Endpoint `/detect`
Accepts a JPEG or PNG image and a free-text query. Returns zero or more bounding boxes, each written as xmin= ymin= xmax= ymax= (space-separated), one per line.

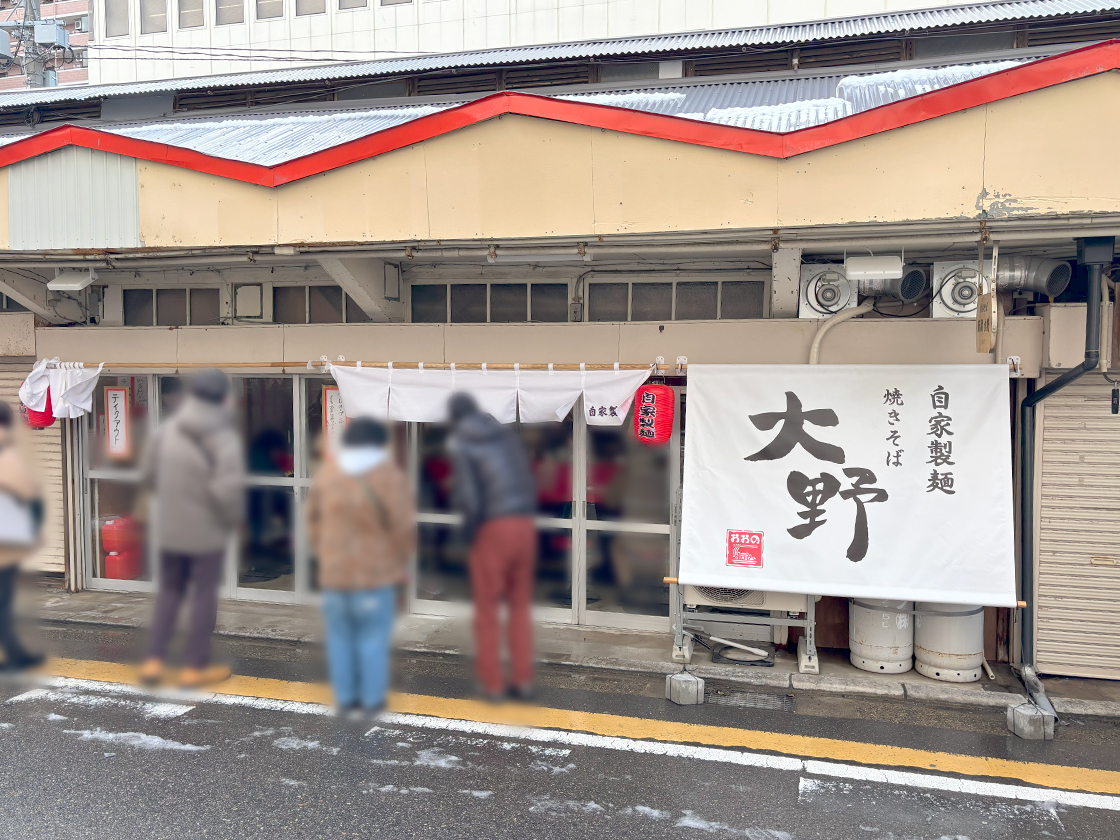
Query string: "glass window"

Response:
xmin=586 ymin=532 xmax=670 ymax=616
xmin=589 ymin=283 xmax=627 ymax=321
xmin=256 ymin=0 xmax=282 ymax=18
xmin=2 ymin=294 xmax=28 ymax=312
xmin=675 ymin=281 xmax=717 ymax=320
xmin=157 ymin=375 xmax=186 ymax=419
xmin=489 ymin=284 xmax=527 ymax=323
xmin=123 ymin=289 xmax=154 ymax=326
xmin=631 ymin=283 xmax=672 ymax=321
xmin=140 ymin=0 xmax=167 ymax=31
xmin=179 ymin=0 xmax=204 ymax=26
xmin=273 ymin=286 xmax=306 ymax=324
xmin=240 ymin=486 xmax=295 ymax=591
xmin=417 ymin=423 xmax=454 ymax=514
xmin=416 ymin=521 xmax=470 ymax=603
xmin=105 ymin=0 xmax=130 ymax=36
xmin=535 ymin=524 xmax=572 ymax=608
xmin=91 ymin=479 xmax=151 ymax=582
xmin=587 ymin=403 xmax=670 ymax=525
xmin=381 ymin=0 xmax=410 ymax=4
xmin=236 ymin=378 xmax=294 ymax=476
xmin=345 ymin=294 xmax=371 ymax=323
xmin=339 ymin=0 xmax=365 ymax=8
xmin=215 ymin=0 xmax=243 ymax=24
xmin=89 ymin=375 xmax=151 ymax=470
xmin=721 ymin=280 xmax=765 ymax=319
xmin=450 ymin=284 xmax=486 ymax=323
xmin=295 ymin=0 xmax=324 ymax=12
xmin=155 ymin=288 xmax=187 ymax=327
xmin=308 ymin=285 xmax=343 ymax=323
xmin=531 ymin=284 xmax=567 ymax=322
xmin=520 ymin=417 xmax=574 ymax=519
xmin=190 ymin=288 xmax=221 ymax=326
xmin=411 ymin=285 xmax=446 ymax=323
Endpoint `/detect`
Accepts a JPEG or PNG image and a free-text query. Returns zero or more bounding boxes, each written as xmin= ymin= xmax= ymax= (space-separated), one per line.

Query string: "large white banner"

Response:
xmin=680 ymin=365 xmax=1016 ymax=607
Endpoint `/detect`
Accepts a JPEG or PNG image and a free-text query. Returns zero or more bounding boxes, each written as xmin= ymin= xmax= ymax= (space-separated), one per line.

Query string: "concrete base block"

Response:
xmin=666 ymin=671 xmax=705 ymax=705
xmin=672 ymin=636 xmax=694 ymax=664
xmin=1007 ymin=703 xmax=1055 ymax=740
xmin=797 ymin=637 xmax=819 ymax=675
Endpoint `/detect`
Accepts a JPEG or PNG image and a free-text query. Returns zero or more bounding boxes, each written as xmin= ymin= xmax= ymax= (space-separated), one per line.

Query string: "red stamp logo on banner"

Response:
xmin=726 ymin=530 xmax=764 ymax=568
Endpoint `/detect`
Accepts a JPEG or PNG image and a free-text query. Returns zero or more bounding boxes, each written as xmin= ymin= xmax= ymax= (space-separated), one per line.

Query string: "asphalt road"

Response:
xmin=0 ymin=623 xmax=1116 ymax=840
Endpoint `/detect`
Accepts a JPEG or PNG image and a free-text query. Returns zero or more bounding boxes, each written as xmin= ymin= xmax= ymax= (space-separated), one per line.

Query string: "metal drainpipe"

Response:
xmin=1018 ymin=237 xmax=1114 ymax=715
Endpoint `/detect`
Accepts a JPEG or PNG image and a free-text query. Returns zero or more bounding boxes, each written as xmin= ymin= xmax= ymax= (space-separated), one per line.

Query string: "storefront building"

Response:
xmin=1 ymin=42 xmax=1119 ymax=675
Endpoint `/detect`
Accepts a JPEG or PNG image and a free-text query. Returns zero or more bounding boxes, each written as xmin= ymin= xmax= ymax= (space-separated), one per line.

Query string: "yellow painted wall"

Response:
xmin=95 ymin=71 xmax=1120 ymax=248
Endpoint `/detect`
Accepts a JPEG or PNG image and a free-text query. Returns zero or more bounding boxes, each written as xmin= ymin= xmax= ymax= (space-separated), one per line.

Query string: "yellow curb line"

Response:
xmin=45 ymin=657 xmax=1120 ymax=797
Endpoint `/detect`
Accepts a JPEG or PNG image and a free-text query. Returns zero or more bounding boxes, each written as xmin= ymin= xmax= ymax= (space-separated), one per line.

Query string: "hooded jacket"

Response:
xmin=140 ymin=395 xmax=246 ymax=554
xmin=0 ymin=426 xmax=41 ymax=568
xmin=448 ymin=412 xmax=536 ymax=541
xmin=306 ymin=456 xmax=416 ymax=591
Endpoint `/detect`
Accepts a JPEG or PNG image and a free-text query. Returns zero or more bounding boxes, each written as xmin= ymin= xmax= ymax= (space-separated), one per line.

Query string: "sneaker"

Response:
xmin=5 ymin=651 xmax=45 ymax=672
xmin=508 ymin=684 xmax=536 ymax=702
xmin=178 ymin=664 xmax=232 ymax=689
xmin=139 ymin=658 xmax=164 ymax=686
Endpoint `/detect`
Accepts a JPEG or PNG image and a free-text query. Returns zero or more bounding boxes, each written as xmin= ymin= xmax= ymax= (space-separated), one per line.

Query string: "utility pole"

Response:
xmin=0 ymin=0 xmax=72 ymax=89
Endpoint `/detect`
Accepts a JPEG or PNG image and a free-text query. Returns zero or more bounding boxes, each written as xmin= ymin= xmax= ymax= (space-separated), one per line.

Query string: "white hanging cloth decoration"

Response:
xmin=516 ymin=365 xmax=585 ymax=424
xmin=388 ymin=364 xmax=455 ymax=422
xmin=18 ymin=357 xmax=54 ymax=412
xmin=582 ymin=366 xmax=651 ymax=426
xmin=331 ymin=363 xmax=650 ymax=426
xmin=48 ymin=361 xmax=104 ymax=418
xmin=452 ymin=365 xmax=519 ymax=424
xmin=328 ymin=362 xmax=390 ymax=419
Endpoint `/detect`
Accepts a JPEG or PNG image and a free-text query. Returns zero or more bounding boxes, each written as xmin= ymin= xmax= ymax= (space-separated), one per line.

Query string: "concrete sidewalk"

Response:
xmin=24 ymin=579 xmax=1120 ymax=718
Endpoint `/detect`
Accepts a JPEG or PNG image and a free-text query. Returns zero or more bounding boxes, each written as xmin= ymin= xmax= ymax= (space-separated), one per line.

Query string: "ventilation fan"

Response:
xmin=799 ymin=264 xmax=857 ymax=319
xmin=931 ymin=260 xmax=991 ymax=318
xmin=858 ymin=265 xmax=929 ymax=303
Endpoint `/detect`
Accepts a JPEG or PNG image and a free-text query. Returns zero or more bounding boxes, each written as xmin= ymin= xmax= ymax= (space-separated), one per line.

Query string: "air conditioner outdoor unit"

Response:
xmin=799 ymin=264 xmax=857 ymax=319
xmin=931 ymin=260 xmax=991 ymax=318
xmin=75 ymin=16 xmax=89 ymax=33
xmin=682 ymin=585 xmax=809 ymax=613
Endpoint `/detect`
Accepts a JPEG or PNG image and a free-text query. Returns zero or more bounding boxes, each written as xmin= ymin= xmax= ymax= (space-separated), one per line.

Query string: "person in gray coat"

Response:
xmin=447 ymin=393 xmax=538 ymax=700
xmin=139 ymin=369 xmax=245 ymax=688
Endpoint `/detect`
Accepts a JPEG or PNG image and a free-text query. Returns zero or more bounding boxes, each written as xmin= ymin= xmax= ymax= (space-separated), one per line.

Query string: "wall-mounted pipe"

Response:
xmin=1018 ymin=237 xmax=1114 ymax=715
xmin=808 ymin=300 xmax=874 ymax=364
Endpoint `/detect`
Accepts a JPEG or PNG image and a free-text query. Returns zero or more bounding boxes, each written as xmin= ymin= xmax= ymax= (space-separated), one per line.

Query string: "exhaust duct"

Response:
xmin=997 ymin=256 xmax=1072 ymax=297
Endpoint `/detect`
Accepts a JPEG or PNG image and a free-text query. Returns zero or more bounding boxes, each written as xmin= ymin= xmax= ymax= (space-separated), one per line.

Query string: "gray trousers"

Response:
xmin=145 ymin=550 xmax=223 ymax=669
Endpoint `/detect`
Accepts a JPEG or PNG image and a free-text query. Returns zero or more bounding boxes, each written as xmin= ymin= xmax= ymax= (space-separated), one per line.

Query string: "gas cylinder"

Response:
xmin=848 ymin=599 xmax=913 ymax=674
xmin=914 ymin=602 xmax=984 ymax=682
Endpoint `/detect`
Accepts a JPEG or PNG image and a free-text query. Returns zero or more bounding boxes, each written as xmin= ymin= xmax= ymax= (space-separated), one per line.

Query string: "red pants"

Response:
xmin=468 ymin=516 xmax=536 ymax=694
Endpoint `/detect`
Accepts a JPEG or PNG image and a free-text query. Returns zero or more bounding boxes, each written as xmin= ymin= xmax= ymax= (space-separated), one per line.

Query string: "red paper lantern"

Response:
xmin=633 ymin=383 xmax=674 ymax=446
xmin=20 ymin=385 xmax=55 ymax=429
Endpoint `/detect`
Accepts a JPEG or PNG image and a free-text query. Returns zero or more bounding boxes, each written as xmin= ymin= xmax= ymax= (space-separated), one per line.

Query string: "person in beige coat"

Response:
xmin=0 ymin=401 xmax=44 ymax=671
xmin=306 ymin=417 xmax=416 ymax=714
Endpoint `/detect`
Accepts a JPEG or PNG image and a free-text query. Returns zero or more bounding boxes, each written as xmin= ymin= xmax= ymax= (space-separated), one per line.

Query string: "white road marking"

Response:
xmin=7 ymin=688 xmax=194 ymax=719
xmin=20 ymin=676 xmax=1120 ymax=812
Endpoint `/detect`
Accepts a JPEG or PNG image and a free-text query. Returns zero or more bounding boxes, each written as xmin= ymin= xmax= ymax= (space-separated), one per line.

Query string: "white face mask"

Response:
xmin=337 ymin=445 xmax=388 ymax=476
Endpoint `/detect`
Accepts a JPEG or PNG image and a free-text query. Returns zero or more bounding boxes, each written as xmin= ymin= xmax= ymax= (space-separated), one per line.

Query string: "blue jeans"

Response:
xmin=320 ymin=586 xmax=396 ymax=709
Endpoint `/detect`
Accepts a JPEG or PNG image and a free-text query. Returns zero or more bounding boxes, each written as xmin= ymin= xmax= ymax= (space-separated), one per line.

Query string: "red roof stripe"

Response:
xmin=0 ymin=40 xmax=1116 ymax=187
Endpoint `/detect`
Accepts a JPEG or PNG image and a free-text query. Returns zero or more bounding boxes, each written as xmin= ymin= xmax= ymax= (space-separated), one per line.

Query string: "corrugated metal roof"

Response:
xmin=0 ymin=0 xmax=1111 ymax=108
xmin=0 ymin=56 xmax=1052 ymax=162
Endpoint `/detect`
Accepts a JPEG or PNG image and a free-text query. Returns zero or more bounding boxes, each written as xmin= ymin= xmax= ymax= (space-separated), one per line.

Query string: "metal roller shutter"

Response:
xmin=1036 ymin=378 xmax=1120 ymax=679
xmin=0 ymin=361 xmax=67 ymax=575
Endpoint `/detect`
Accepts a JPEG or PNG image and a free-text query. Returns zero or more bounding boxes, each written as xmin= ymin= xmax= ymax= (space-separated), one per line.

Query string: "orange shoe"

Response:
xmin=139 ymin=658 xmax=164 ymax=686
xmin=178 ymin=664 xmax=232 ymax=689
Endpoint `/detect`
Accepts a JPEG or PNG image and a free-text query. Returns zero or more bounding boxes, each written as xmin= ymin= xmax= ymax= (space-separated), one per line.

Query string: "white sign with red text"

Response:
xmin=679 ymin=365 xmax=1016 ymax=607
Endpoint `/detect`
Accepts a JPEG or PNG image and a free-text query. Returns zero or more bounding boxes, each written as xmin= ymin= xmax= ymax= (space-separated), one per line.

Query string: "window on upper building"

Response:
xmin=338 ymin=0 xmax=365 ymax=8
xmin=256 ymin=0 xmax=282 ymax=18
xmin=295 ymin=0 xmax=324 ymax=13
xmin=140 ymin=0 xmax=168 ymax=33
xmin=273 ymin=285 xmax=367 ymax=324
xmin=381 ymin=0 xmax=410 ymax=5
xmin=215 ymin=0 xmax=243 ymax=24
xmin=123 ymin=289 xmax=154 ymax=326
xmin=1 ymin=294 xmax=28 ymax=312
xmin=409 ymin=282 xmax=570 ymax=324
xmin=587 ymin=278 xmax=766 ymax=322
xmin=179 ymin=0 xmax=204 ymax=27
xmin=105 ymin=0 xmax=130 ymax=36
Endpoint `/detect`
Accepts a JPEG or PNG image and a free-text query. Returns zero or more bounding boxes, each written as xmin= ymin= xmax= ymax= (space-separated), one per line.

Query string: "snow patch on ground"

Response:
xmin=414 ymin=748 xmax=461 ymax=769
xmin=674 ymin=811 xmax=791 ymax=838
xmin=529 ymin=760 xmax=576 ymax=775
xmin=460 ymin=790 xmax=494 ymax=799
xmin=528 ymin=796 xmax=606 ymax=815
xmin=374 ymin=785 xmax=433 ymax=794
xmin=8 ymin=688 xmax=193 ymax=719
xmin=279 ymin=778 xmax=307 ymax=787
xmin=64 ymin=728 xmax=209 ymax=752
xmin=273 ymin=736 xmax=340 ymax=755
xmin=47 ymin=713 xmax=68 ymax=721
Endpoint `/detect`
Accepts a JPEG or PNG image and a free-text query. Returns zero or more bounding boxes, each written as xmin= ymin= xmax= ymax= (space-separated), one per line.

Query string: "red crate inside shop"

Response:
xmin=104 ymin=550 xmax=144 ymax=581
xmin=633 ymin=384 xmax=674 ymax=445
xmin=101 ymin=516 xmax=142 ymax=554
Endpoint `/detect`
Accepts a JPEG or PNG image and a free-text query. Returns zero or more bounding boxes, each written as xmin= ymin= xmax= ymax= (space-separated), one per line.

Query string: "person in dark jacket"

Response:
xmin=447 ymin=393 xmax=538 ymax=700
xmin=139 ymin=369 xmax=245 ymax=689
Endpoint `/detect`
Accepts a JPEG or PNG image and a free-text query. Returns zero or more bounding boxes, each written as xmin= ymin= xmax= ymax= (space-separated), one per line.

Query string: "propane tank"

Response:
xmin=914 ymin=602 xmax=984 ymax=682
xmin=848 ymin=599 xmax=913 ymax=674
